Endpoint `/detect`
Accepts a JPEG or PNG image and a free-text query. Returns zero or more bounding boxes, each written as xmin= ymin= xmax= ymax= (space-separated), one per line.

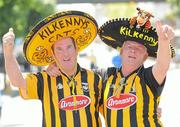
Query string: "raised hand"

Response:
xmin=2 ymin=28 xmax=15 ymax=53
xmin=156 ymin=20 xmax=174 ymax=43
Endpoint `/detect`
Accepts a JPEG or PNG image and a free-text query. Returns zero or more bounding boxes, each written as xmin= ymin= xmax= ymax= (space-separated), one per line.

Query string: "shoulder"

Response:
xmin=106 ymin=67 xmax=119 ymax=76
xmin=139 ymin=66 xmax=153 ymax=75
xmin=26 ymin=71 xmax=47 ymax=79
xmin=81 ymin=67 xmax=102 ymax=79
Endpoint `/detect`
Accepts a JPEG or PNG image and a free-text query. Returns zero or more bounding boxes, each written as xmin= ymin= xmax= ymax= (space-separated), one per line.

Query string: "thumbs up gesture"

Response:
xmin=2 ymin=28 xmax=15 ymax=53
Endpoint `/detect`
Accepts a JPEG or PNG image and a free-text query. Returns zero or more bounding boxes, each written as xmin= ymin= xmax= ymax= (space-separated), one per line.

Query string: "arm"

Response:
xmin=152 ymin=20 xmax=174 ymax=85
xmin=46 ymin=63 xmax=107 ymax=78
xmin=3 ymin=28 xmax=26 ymax=90
xmin=45 ymin=62 xmax=62 ymax=77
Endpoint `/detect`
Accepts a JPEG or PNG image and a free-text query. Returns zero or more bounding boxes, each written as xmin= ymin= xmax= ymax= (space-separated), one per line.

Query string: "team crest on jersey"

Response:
xmin=82 ymin=82 xmax=89 ymax=92
xmin=57 ymin=83 xmax=63 ymax=89
xmin=106 ymin=93 xmax=137 ymax=110
xmin=59 ymin=95 xmax=91 ymax=111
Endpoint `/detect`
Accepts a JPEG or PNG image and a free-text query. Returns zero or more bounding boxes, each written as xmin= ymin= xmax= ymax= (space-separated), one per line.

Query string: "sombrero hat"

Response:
xmin=98 ymin=18 xmax=175 ymax=58
xmin=23 ymin=10 xmax=98 ymax=66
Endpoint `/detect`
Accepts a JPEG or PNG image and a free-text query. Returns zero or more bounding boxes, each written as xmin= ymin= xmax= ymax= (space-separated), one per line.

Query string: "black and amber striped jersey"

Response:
xmin=100 ymin=66 xmax=164 ymax=127
xmin=20 ymin=64 xmax=102 ymax=127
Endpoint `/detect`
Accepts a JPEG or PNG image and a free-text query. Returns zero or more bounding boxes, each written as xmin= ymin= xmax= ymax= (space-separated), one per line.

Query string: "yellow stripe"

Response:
xmin=126 ymin=73 xmax=137 ymax=93
xmin=26 ymin=74 xmax=38 ymax=99
xmin=42 ymin=72 xmax=51 ymax=127
xmin=157 ymin=94 xmax=163 ymax=126
xmin=158 ymin=118 xmax=163 ymax=126
xmin=111 ymin=73 xmax=121 ymax=127
xmin=87 ymin=70 xmax=97 ymax=127
xmin=135 ymin=77 xmax=144 ymax=127
xmin=146 ymin=85 xmax=155 ymax=127
xmin=122 ymin=74 xmax=136 ymax=127
xmin=51 ymin=76 xmax=61 ymax=127
xmin=97 ymin=76 xmax=103 ymax=127
xmin=157 ymin=96 xmax=160 ymax=104
xmin=75 ymin=73 xmax=88 ymax=127
xmin=157 ymin=95 xmax=163 ymax=126
xmin=62 ymin=76 xmax=74 ymax=127
xmin=104 ymin=75 xmax=114 ymax=127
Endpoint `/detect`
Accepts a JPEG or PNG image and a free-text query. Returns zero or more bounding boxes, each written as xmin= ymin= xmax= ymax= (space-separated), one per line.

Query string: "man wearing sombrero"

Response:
xmin=3 ymin=11 xmax=103 ymax=127
xmin=47 ymin=8 xmax=175 ymax=126
xmin=97 ymin=8 xmax=175 ymax=127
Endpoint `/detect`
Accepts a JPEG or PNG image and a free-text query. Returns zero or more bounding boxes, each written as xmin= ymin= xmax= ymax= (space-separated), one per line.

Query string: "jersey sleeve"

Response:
xmin=144 ymin=66 xmax=165 ymax=96
xmin=19 ymin=72 xmax=43 ymax=100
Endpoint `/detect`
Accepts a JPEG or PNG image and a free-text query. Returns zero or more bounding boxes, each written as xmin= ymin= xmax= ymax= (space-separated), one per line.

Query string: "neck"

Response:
xmin=63 ymin=64 xmax=78 ymax=78
xmin=121 ymin=63 xmax=141 ymax=77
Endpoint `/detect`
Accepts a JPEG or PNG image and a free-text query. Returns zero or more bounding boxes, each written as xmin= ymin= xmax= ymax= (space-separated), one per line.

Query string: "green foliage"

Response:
xmin=103 ymin=2 xmax=137 ymax=19
xmin=0 ymin=0 xmax=55 ymax=39
xmin=166 ymin=0 xmax=180 ymax=18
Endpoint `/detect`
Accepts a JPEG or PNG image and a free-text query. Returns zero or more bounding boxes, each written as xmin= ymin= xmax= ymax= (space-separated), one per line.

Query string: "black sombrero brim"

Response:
xmin=98 ymin=18 xmax=175 ymax=58
xmin=23 ymin=11 xmax=98 ymax=66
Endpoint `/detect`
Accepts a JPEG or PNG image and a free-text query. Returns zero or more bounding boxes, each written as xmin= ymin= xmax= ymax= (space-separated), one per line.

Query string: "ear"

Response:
xmin=120 ymin=48 xmax=123 ymax=55
xmin=143 ymin=52 xmax=148 ymax=61
xmin=75 ymin=46 xmax=78 ymax=55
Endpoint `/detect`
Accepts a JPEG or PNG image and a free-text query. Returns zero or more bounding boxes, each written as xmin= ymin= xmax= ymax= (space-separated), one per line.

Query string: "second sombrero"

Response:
xmin=98 ymin=18 xmax=175 ymax=58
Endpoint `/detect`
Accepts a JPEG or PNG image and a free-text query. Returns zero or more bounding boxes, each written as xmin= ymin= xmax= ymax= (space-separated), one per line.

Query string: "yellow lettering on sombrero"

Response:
xmin=119 ymin=26 xmax=158 ymax=46
xmin=38 ymin=17 xmax=90 ymax=41
xmin=102 ymin=35 xmax=116 ymax=41
xmin=24 ymin=11 xmax=98 ymax=66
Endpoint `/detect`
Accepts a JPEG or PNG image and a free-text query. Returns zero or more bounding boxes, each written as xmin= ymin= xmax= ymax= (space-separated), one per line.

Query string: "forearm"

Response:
xmin=156 ymin=40 xmax=171 ymax=72
xmin=4 ymin=52 xmax=26 ymax=89
xmin=152 ymin=39 xmax=171 ymax=85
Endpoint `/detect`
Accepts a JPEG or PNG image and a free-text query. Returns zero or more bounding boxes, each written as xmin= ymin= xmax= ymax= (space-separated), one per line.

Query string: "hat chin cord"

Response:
xmin=50 ymin=48 xmax=78 ymax=78
xmin=50 ymin=48 xmax=78 ymax=109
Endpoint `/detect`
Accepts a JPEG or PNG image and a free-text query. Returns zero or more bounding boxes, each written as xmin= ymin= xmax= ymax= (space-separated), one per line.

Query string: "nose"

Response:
xmin=62 ymin=49 xmax=69 ymax=57
xmin=129 ymin=47 xmax=136 ymax=53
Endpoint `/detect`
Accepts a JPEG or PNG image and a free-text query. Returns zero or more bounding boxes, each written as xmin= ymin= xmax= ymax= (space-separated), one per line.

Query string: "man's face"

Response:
xmin=53 ymin=37 xmax=78 ymax=72
xmin=121 ymin=41 xmax=148 ymax=66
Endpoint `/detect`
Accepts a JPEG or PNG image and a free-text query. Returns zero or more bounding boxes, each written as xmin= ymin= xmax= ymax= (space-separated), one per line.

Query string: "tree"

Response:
xmin=0 ymin=0 xmax=55 ymax=38
xmin=0 ymin=0 xmax=55 ymax=93
xmin=166 ymin=0 xmax=180 ymax=18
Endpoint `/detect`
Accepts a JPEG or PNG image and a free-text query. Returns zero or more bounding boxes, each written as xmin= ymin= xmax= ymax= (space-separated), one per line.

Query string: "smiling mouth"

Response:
xmin=128 ymin=56 xmax=136 ymax=59
xmin=63 ymin=58 xmax=71 ymax=61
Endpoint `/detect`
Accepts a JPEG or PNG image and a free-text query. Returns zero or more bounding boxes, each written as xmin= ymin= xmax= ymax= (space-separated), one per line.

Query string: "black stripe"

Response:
xmin=94 ymin=74 xmax=100 ymax=127
xmin=36 ymin=72 xmax=44 ymax=100
xmin=154 ymin=97 xmax=162 ymax=127
xmin=144 ymin=67 xmax=163 ymax=126
xmin=104 ymin=72 xmax=115 ymax=127
xmin=81 ymin=69 xmax=92 ymax=127
xmin=72 ymin=86 xmax=81 ymax=127
xmin=57 ymin=76 xmax=67 ymax=127
xmin=130 ymin=92 xmax=137 ymax=127
xmin=116 ymin=81 xmax=123 ymax=127
xmin=116 ymin=110 xmax=123 ymax=127
xmin=130 ymin=75 xmax=138 ymax=127
xmin=107 ymin=75 xmax=117 ymax=127
xmin=47 ymin=75 xmax=56 ymax=127
xmin=36 ymin=73 xmax=45 ymax=127
xmin=102 ymin=77 xmax=111 ymax=127
xmin=140 ymin=79 xmax=150 ymax=127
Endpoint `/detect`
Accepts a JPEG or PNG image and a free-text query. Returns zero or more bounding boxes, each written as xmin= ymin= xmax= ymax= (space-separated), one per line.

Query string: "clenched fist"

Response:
xmin=2 ymin=28 xmax=15 ymax=54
